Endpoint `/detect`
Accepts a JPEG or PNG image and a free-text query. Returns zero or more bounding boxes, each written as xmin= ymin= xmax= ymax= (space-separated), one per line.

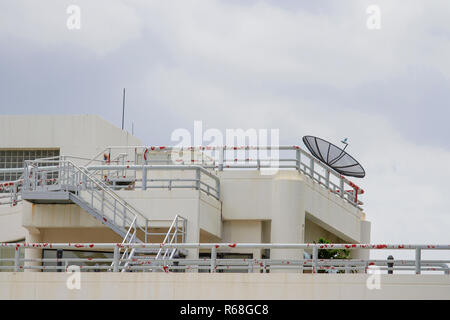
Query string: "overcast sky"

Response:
xmin=1 ymin=1 xmax=449 ymax=260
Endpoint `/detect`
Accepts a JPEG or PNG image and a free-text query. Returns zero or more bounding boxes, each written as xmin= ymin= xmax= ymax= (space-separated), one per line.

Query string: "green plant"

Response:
xmin=316 ymin=237 xmax=350 ymax=259
xmin=315 ymin=237 xmax=351 ymax=273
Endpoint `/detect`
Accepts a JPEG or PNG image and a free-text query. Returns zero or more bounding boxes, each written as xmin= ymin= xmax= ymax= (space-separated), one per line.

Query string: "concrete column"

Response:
xmin=353 ymin=220 xmax=371 ymax=261
xmin=270 ymin=178 xmax=305 ymax=273
xmin=184 ymin=197 xmax=200 ymax=272
xmin=24 ymin=229 xmax=42 ymax=272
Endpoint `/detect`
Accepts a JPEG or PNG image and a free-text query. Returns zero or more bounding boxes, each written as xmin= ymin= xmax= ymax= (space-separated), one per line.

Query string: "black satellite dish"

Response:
xmin=302 ymin=136 xmax=365 ymax=178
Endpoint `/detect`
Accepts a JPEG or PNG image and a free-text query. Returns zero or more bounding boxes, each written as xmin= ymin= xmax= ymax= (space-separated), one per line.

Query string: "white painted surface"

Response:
xmin=0 ymin=273 xmax=448 ymax=300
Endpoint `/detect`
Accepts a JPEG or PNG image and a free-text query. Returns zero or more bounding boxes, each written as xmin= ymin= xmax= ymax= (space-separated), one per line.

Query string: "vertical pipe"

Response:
xmin=113 ymin=246 xmax=120 ymax=272
xmin=387 ymin=255 xmax=394 ymax=274
xmin=325 ymin=169 xmax=330 ymax=189
xmin=57 ymin=249 xmax=63 ymax=272
xmin=113 ymin=199 xmax=117 ymax=224
xmin=123 ymin=205 xmax=126 ymax=228
xmin=101 ymin=189 xmax=104 ymax=212
xmin=196 ymin=169 xmax=200 ymax=190
xmin=145 ymin=219 xmax=149 ymax=243
xmin=210 ymin=246 xmax=217 ymax=273
xmin=142 ymin=166 xmax=147 ymax=191
xmin=174 ymin=216 xmax=178 ymax=243
xmin=216 ymin=179 xmax=220 ymax=200
xmin=345 ymin=261 xmax=350 ymax=274
xmin=182 ymin=218 xmax=186 ymax=243
xmin=415 ymin=248 xmax=421 ymax=275
xmin=312 ymin=246 xmax=318 ymax=274
xmin=14 ymin=247 xmax=21 ymax=272
xmin=219 ymin=147 xmax=224 ymax=171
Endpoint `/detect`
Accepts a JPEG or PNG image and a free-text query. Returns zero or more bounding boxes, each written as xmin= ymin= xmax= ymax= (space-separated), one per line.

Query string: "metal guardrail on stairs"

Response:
xmin=22 ymin=158 xmax=149 ymax=242
xmin=19 ymin=158 xmax=187 ymax=265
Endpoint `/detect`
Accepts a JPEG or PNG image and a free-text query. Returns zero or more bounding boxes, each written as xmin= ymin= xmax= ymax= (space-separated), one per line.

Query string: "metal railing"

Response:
xmin=0 ymin=178 xmax=22 ymax=206
xmin=1 ymin=243 xmax=448 ymax=274
xmin=85 ymin=164 xmax=220 ymax=201
xmin=1 ymin=144 xmax=364 ymax=208
xmin=115 ymin=214 xmax=187 ymax=272
xmin=155 ymin=214 xmax=187 ymax=260
xmin=22 ymin=158 xmax=151 ymax=241
xmin=88 ymin=145 xmax=364 ymax=209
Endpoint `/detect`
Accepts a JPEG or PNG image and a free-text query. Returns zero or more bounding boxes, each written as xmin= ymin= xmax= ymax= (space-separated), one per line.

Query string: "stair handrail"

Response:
xmin=113 ymin=216 xmax=138 ymax=271
xmin=66 ymin=160 xmax=148 ymax=224
xmin=155 ymin=214 xmax=184 ymax=261
xmin=23 ymin=158 xmax=150 ymax=238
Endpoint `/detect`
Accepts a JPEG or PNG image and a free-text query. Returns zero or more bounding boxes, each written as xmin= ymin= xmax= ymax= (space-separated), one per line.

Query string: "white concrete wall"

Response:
xmin=0 ymin=114 xmax=141 ymax=162
xmin=0 ymin=273 xmax=448 ymax=300
xmin=219 ymin=170 xmax=369 ymax=262
xmin=0 ymin=203 xmax=26 ymax=241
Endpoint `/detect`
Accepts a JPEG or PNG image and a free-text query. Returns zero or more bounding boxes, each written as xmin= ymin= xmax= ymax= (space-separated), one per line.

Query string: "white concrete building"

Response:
xmin=0 ymin=115 xmax=447 ymax=299
xmin=0 ymin=115 xmax=369 ymax=260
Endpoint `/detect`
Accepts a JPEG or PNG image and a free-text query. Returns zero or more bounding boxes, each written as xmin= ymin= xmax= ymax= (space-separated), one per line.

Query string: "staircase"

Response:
xmin=120 ymin=214 xmax=187 ymax=272
xmin=21 ymin=157 xmax=186 ymax=271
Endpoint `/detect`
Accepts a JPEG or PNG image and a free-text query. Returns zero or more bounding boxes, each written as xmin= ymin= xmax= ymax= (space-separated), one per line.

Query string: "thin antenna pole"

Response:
xmin=122 ymin=88 xmax=126 ymax=130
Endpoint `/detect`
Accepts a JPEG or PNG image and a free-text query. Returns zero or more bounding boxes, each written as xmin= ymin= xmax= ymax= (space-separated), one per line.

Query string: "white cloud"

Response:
xmin=138 ymin=0 xmax=450 ymax=89
xmin=0 ymin=0 xmax=143 ymax=55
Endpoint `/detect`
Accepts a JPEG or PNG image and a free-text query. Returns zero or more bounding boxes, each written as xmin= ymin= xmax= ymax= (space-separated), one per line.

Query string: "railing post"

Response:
xmin=216 ymin=179 xmax=220 ymax=200
xmin=339 ymin=177 xmax=344 ymax=198
xmin=296 ymin=149 xmax=301 ymax=172
xmin=210 ymin=246 xmax=217 ymax=273
xmin=101 ymin=189 xmax=104 ymax=212
xmin=14 ymin=247 xmax=21 ymax=272
xmin=142 ymin=166 xmax=147 ymax=191
xmin=113 ymin=246 xmax=120 ymax=272
xmin=123 ymin=205 xmax=126 ymax=227
xmin=387 ymin=255 xmax=394 ymax=274
xmin=415 ymin=248 xmax=421 ymax=275
xmin=345 ymin=261 xmax=350 ymax=274
xmin=82 ymin=173 xmax=87 ymax=189
xmin=312 ymin=246 xmax=318 ymax=274
xmin=218 ymin=147 xmax=224 ymax=171
xmin=57 ymin=249 xmax=63 ymax=272
xmin=310 ymin=158 xmax=315 ymax=178
xmin=325 ymin=169 xmax=330 ymax=189
xmin=182 ymin=218 xmax=186 ymax=243
xmin=196 ymin=169 xmax=200 ymax=190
